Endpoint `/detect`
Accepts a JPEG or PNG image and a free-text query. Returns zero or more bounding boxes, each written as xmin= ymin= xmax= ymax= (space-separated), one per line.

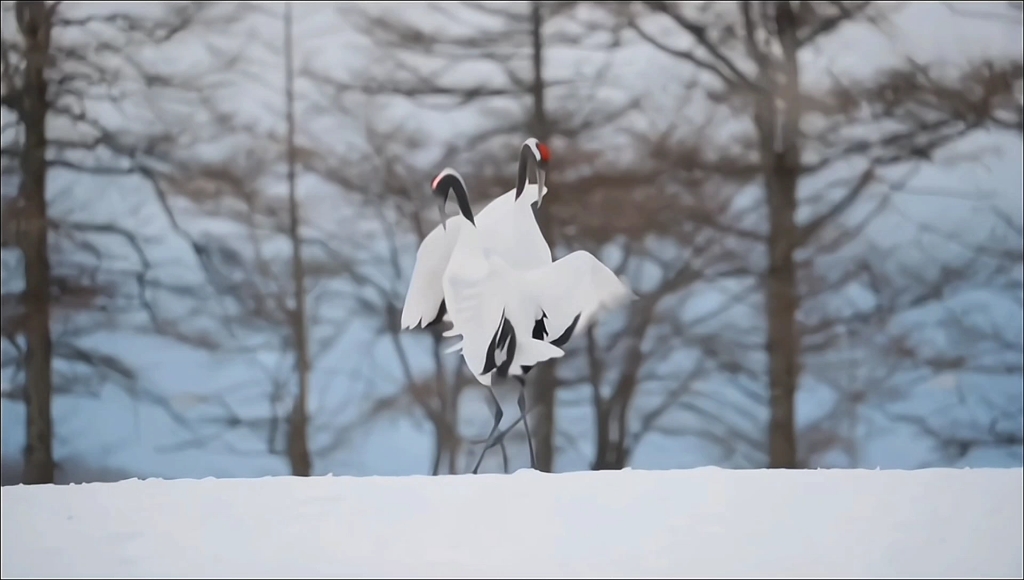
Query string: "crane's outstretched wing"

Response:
xmin=443 ymin=254 xmax=564 ymax=385
xmin=401 ymin=220 xmax=464 ymax=330
xmin=522 ymin=250 xmax=636 ymax=347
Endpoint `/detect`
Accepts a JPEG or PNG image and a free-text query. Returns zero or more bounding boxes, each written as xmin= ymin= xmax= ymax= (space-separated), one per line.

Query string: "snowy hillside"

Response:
xmin=2 ymin=468 xmax=1022 ymax=578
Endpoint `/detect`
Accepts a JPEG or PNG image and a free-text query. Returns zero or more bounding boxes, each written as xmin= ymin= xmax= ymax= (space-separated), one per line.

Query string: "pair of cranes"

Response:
xmin=401 ymin=139 xmax=635 ymax=474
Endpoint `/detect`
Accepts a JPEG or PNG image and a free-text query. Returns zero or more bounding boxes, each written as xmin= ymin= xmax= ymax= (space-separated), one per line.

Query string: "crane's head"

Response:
xmin=516 ymin=137 xmax=550 ymax=207
xmin=431 ymin=167 xmax=473 ymax=229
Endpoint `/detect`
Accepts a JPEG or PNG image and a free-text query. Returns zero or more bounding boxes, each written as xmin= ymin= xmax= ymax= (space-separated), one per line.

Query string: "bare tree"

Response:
xmin=620 ymin=0 xmax=1022 ymax=467
xmin=868 ymin=206 xmax=1023 ymax=467
xmin=280 ymin=2 xmax=312 ymax=477
xmin=144 ymin=5 xmax=406 ymax=476
xmin=1 ymin=1 xmax=229 ymax=483
xmin=304 ymin=1 xmax=785 ymax=475
xmin=283 ymin=77 xmax=476 ymax=474
xmin=797 ymin=207 xmax=1022 ymax=468
xmin=317 ymin=1 xmax=597 ymax=473
xmin=260 ymin=0 xmax=1022 ymax=476
xmin=7 ymin=0 xmax=55 ymax=484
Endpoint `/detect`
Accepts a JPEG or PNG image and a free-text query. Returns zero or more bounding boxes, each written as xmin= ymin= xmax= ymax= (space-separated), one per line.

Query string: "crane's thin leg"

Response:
xmin=477 ymin=395 xmax=537 ymax=449
xmin=498 ymin=438 xmax=510 ymax=474
xmin=474 ymin=377 xmax=536 ymax=471
xmin=472 ymin=385 xmax=503 ymax=475
xmin=516 ymin=379 xmax=537 ymax=470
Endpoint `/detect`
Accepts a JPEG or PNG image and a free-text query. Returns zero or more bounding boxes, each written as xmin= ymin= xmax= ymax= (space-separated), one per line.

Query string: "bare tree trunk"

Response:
xmin=526 ymin=0 xmax=557 ymax=473
xmin=15 ymin=0 xmax=55 ymax=485
xmin=592 ymin=400 xmax=630 ymax=470
xmin=441 ymin=423 xmax=460 ymax=475
xmin=763 ymin=166 xmax=800 ymax=469
xmin=283 ymin=3 xmax=312 ymax=477
xmin=759 ymin=2 xmax=802 ymax=469
xmin=424 ymin=411 xmax=460 ymax=475
xmin=530 ymin=364 xmax=557 ymax=472
xmin=442 ymin=390 xmax=460 ymax=475
xmin=590 ymin=311 xmax=652 ymax=471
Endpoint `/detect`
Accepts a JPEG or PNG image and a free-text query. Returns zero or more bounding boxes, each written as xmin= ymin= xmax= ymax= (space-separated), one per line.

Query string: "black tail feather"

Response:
xmin=550 ymin=312 xmax=581 ymax=348
xmin=483 ymin=311 xmax=516 ymax=378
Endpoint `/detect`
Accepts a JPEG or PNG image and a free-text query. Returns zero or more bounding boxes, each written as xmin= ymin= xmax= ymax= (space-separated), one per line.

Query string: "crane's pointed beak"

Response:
xmin=437 ymin=195 xmax=449 ymax=230
xmin=535 ymin=167 xmax=547 ymax=208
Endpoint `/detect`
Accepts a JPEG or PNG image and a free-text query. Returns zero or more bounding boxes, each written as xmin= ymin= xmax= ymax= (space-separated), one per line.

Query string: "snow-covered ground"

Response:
xmin=2 ymin=467 xmax=1021 ymax=578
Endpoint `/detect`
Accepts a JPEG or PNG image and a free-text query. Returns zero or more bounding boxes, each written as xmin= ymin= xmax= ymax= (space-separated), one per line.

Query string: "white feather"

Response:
xmin=520 ymin=250 xmax=636 ymax=341
xmin=441 ymin=215 xmax=565 ymax=386
xmin=400 ymin=184 xmax=549 ymax=330
xmin=445 ymin=250 xmax=635 ymax=360
xmin=404 ymin=166 xmax=635 ymax=386
xmin=400 ymin=220 xmax=463 ymax=329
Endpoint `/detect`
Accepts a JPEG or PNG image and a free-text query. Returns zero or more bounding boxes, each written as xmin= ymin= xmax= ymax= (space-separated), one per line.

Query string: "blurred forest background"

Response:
xmin=1 ymin=1 xmax=1021 ymax=485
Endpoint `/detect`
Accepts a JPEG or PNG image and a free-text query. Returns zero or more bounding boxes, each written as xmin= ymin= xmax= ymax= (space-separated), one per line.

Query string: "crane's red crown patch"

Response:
xmin=537 ymin=142 xmax=551 ymax=163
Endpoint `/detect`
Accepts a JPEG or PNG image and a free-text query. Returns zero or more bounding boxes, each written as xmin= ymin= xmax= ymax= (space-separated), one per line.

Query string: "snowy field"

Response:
xmin=2 ymin=467 xmax=1022 ymax=578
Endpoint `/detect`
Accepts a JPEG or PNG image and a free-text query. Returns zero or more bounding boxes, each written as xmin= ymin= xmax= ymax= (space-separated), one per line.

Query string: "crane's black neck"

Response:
xmin=515 ymin=143 xmax=534 ymax=202
xmin=435 ymin=173 xmax=475 ymax=226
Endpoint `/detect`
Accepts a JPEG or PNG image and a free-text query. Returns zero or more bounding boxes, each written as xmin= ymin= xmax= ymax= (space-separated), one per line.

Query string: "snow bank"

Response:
xmin=2 ymin=467 xmax=1021 ymax=578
